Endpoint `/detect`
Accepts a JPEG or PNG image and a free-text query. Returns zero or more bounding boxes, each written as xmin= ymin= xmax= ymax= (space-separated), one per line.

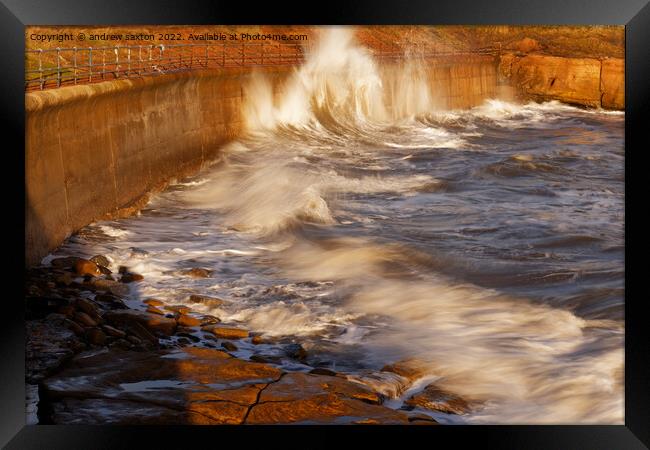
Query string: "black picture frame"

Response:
xmin=2 ymin=0 xmax=648 ymax=448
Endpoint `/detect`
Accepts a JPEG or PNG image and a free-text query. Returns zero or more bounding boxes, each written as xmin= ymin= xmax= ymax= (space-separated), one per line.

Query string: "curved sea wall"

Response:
xmin=25 ymin=57 xmax=502 ymax=267
xmin=27 ymin=52 xmax=623 ymax=267
xmin=25 ymin=67 xmax=292 ymax=266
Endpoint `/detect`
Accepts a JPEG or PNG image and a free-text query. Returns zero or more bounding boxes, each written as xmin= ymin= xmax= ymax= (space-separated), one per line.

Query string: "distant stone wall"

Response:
xmin=498 ymin=53 xmax=624 ymax=110
xmin=25 ymin=67 xmax=292 ymax=266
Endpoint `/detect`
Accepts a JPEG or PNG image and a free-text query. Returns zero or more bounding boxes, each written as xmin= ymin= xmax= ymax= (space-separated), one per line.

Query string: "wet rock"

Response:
xmin=118 ymin=266 xmax=129 ymax=274
xmin=347 ymin=370 xmax=413 ymax=400
xmin=309 ymin=368 xmax=337 ymax=377
xmin=85 ymin=328 xmax=107 ymax=346
xmin=105 ymin=310 xmax=177 ymax=336
xmin=90 ymin=279 xmax=129 ymax=296
xmin=146 ymin=306 xmax=165 ymax=316
xmin=57 ymin=305 xmax=76 ymax=318
xmin=201 ymin=325 xmax=248 ymax=340
xmin=40 ymin=347 xmax=281 ymax=425
xmin=251 ymin=335 xmax=266 ymax=345
xmin=199 ymin=315 xmax=220 ymax=326
xmin=164 ymin=305 xmax=191 ymax=315
xmin=73 ymin=311 xmax=98 ymax=328
xmin=102 ymin=324 xmax=126 ymax=339
xmin=50 ymin=256 xmax=81 ymax=269
xmin=177 ymin=314 xmax=201 ymax=328
xmin=94 ymin=294 xmax=127 ymax=310
xmin=177 ymin=337 xmax=191 ymax=346
xmin=26 ymin=319 xmax=81 ymax=383
xmin=249 ymin=354 xmax=282 ymax=364
xmin=75 ymin=298 xmax=102 ymax=323
xmin=245 ymin=373 xmax=409 ymax=424
xmin=404 ymin=384 xmax=471 ymax=415
xmin=74 ymin=259 xmax=101 ymax=277
xmin=25 ymin=296 xmax=71 ymax=320
xmin=407 ymin=414 xmax=439 ymax=425
xmin=127 ymin=335 xmax=143 ymax=345
xmin=176 ymin=333 xmax=200 ymax=343
xmin=284 ymin=343 xmax=307 ymax=361
xmin=181 ymin=268 xmax=213 ymax=278
xmin=90 ymin=255 xmax=111 ymax=268
xmin=64 ymin=318 xmax=85 ymax=337
xmin=55 ymin=273 xmax=74 ymax=286
xmin=97 ymin=265 xmax=112 ymax=276
xmin=381 ymin=359 xmax=428 ymax=384
xmin=143 ymin=299 xmax=164 ymax=307
xmin=121 ymin=273 xmax=144 ymax=283
xmin=221 ymin=341 xmax=238 ymax=352
xmin=188 ymin=294 xmax=224 ymax=307
xmin=109 ymin=339 xmax=133 ymax=350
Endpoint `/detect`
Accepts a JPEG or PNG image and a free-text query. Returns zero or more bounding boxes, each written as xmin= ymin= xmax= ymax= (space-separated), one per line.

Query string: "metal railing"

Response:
xmin=25 ymin=42 xmax=501 ymax=91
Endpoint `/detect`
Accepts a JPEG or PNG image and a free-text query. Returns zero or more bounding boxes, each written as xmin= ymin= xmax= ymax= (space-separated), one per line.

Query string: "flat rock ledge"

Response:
xmin=38 ymin=347 xmax=430 ymax=425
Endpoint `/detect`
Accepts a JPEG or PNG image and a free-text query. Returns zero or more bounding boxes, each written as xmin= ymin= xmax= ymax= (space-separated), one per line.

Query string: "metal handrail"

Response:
xmin=25 ymin=42 xmax=501 ymax=91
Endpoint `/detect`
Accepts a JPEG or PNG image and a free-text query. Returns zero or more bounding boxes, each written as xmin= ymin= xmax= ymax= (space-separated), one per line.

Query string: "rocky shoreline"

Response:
xmin=25 ymin=255 xmax=471 ymax=425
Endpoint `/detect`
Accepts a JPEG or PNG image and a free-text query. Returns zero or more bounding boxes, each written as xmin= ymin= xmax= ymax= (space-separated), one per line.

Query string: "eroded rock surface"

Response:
xmin=39 ymin=347 xmax=428 ymax=425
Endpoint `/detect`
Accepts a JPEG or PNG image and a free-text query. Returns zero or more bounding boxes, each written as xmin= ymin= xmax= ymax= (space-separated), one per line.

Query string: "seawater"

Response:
xmin=49 ymin=28 xmax=624 ymax=424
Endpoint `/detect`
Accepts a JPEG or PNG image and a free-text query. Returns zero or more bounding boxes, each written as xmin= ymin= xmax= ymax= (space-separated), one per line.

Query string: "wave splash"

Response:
xmin=175 ymin=28 xmax=625 ymax=424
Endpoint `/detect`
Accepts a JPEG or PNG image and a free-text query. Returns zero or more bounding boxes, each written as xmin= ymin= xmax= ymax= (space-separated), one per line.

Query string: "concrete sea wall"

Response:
xmin=25 ymin=67 xmax=291 ymax=266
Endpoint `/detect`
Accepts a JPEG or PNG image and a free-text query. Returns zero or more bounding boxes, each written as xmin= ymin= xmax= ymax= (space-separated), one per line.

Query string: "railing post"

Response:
xmin=115 ymin=46 xmax=120 ymax=78
xmin=73 ymin=47 xmax=77 ymax=84
xmin=88 ymin=47 xmax=93 ymax=82
xmin=56 ymin=47 xmax=61 ymax=87
xmin=38 ymin=49 xmax=44 ymax=90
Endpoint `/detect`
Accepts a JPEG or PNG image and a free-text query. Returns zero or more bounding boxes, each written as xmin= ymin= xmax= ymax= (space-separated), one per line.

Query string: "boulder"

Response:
xmin=284 ymin=343 xmax=307 ymax=361
xmin=74 ymin=298 xmax=101 ymax=323
xmin=188 ymin=294 xmax=224 ymax=307
xmin=143 ymin=299 xmax=164 ymax=307
xmin=105 ymin=310 xmax=177 ymax=336
xmin=181 ymin=268 xmax=213 ymax=278
xmin=164 ymin=305 xmax=192 ymax=315
xmin=177 ymin=315 xmax=201 ymax=328
xmin=90 ymin=254 xmax=110 ymax=267
xmin=404 ymin=384 xmax=471 ymax=415
xmin=201 ymin=325 xmax=248 ymax=340
xmin=221 ymin=341 xmax=238 ymax=352
xmin=73 ymin=311 xmax=98 ymax=328
xmin=121 ymin=273 xmax=144 ymax=283
xmin=74 ymin=259 xmax=101 ymax=277
xmin=199 ymin=315 xmax=221 ymax=326
xmin=85 ymin=328 xmax=107 ymax=346
xmin=90 ymin=279 xmax=130 ymax=296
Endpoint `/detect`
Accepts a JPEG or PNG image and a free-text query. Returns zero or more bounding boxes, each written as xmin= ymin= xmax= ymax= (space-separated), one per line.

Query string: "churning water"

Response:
xmin=50 ymin=29 xmax=624 ymax=424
